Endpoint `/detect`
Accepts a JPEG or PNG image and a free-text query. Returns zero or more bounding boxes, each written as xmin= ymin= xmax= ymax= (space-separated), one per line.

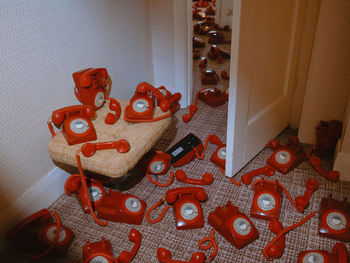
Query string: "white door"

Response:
xmin=226 ymin=0 xmax=305 ymax=177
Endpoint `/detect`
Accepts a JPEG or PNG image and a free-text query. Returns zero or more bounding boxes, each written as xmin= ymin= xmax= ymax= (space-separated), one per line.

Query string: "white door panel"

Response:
xmin=226 ymin=0 xmax=303 ymax=177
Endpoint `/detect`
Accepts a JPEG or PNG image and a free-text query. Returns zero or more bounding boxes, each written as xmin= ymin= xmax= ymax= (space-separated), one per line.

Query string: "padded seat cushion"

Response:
xmin=48 ymin=99 xmax=171 ymax=178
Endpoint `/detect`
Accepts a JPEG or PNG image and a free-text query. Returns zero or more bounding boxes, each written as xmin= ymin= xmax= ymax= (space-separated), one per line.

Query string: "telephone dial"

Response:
xmin=198 ymin=88 xmax=226 ymax=107
xmin=82 ymin=229 xmax=141 ymax=263
xmin=157 ymin=247 xmax=205 ymax=263
xmin=266 ymin=136 xmax=307 ymax=174
xmin=124 ymin=82 xmax=181 ymax=123
xmin=297 ymin=243 xmax=349 ymax=263
xmin=250 ymin=178 xmax=318 ymax=220
xmin=73 ymin=68 xmax=110 ymax=111
xmin=6 ymin=209 xmax=74 ymax=259
xmin=48 ymin=105 xmax=97 ymax=145
xmin=65 ymin=174 xmax=146 ymax=225
xmin=146 ymin=187 xmax=207 ymax=230
xmin=318 ymin=195 xmax=350 ymax=242
xmin=208 ymin=201 xmax=259 ymax=249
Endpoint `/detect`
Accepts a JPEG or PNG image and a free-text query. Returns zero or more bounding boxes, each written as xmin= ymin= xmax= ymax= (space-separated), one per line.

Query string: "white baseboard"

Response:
xmin=0 ymin=167 xmax=69 ymax=251
xmin=334 ymin=151 xmax=350 ymax=182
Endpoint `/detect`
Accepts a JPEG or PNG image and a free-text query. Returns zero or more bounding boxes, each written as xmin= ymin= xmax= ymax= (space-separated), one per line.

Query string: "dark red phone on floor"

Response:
xmin=266 ymin=136 xmax=306 ymax=174
xmin=48 ymin=105 xmax=97 ymax=145
xmin=73 ymin=68 xmax=110 ymax=110
xmin=297 ymin=243 xmax=349 ymax=263
xmin=6 ymin=209 xmax=74 ymax=259
xmin=166 ymin=133 xmax=204 ymax=167
xmin=157 ymin=247 xmax=206 ymax=263
xmin=208 ymin=201 xmax=259 ymax=249
xmin=318 ymin=195 xmax=350 ymax=242
xmin=65 ymin=175 xmax=146 ymax=225
xmin=250 ymin=178 xmax=283 ymax=221
xmin=198 ymin=88 xmax=226 ymax=107
xmin=82 ymin=229 xmax=141 ymax=263
xmin=165 ymin=187 xmax=207 ymax=230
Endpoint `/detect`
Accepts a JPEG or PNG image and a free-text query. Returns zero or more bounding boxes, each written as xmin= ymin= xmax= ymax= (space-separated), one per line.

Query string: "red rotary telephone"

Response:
xmin=65 ymin=174 xmax=146 ymax=225
xmin=198 ymin=88 xmax=226 ymax=107
xmin=297 ymin=243 xmax=349 ymax=263
xmin=6 ymin=209 xmax=74 ymax=259
xmin=124 ymin=82 xmax=181 ymax=123
xmin=82 ymin=229 xmax=141 ymax=263
xmin=73 ymin=68 xmax=110 ymax=111
xmin=266 ymin=136 xmax=307 ymax=174
xmin=318 ymin=195 xmax=350 ymax=242
xmin=250 ymin=178 xmax=318 ymax=221
xmin=201 ymin=69 xmax=219 ymax=85
xmin=146 ymin=187 xmax=207 ymax=230
xmin=157 ymin=248 xmax=206 ymax=263
xmin=208 ymin=201 xmax=259 ymax=249
xmin=48 ymin=105 xmax=97 ymax=145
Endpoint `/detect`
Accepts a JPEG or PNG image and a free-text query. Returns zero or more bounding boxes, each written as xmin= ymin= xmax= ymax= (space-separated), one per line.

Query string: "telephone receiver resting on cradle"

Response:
xmin=82 ymin=228 xmax=141 ymax=263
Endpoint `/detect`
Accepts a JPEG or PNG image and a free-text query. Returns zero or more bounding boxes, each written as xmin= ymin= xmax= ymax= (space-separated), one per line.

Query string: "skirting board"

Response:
xmin=0 ymin=167 xmax=69 ymax=251
xmin=334 ymin=151 xmax=350 ymax=182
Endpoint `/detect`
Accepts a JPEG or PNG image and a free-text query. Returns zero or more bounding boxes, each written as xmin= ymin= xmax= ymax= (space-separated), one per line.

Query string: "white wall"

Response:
xmin=0 ymin=0 xmax=153 ymax=213
xmin=298 ymin=0 xmax=350 ymax=144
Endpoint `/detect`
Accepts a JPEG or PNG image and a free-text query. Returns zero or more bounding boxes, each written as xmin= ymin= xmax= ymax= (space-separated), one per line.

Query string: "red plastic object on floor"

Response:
xmin=208 ymin=201 xmax=259 ymax=249
xmin=297 ymin=243 xmax=349 ymax=263
xmin=82 ymin=229 xmax=141 ymax=263
xmin=250 ymin=179 xmax=283 ymax=221
xmin=81 ymin=139 xmax=130 ymax=157
xmin=205 ymin=5 xmax=216 ymax=16
xmin=48 ymin=105 xmax=97 ymax=145
xmin=199 ymin=57 xmax=208 ymax=72
xmin=241 ymin=165 xmax=275 ymax=185
xmin=175 ymin=170 xmax=214 ymax=186
xmin=193 ymin=36 xmax=206 ymax=48
xmin=264 ymin=219 xmax=285 ymax=260
xmin=309 ymin=155 xmax=340 ymax=182
xmin=266 ymin=136 xmax=307 ymax=174
xmin=220 ymin=70 xmax=229 ymax=80
xmin=146 ymin=187 xmax=207 ymax=230
xmin=157 ymin=247 xmax=205 ymax=263
xmin=198 ymin=88 xmax=226 ymax=106
xmin=201 ymin=69 xmax=219 ymax=85
xmin=318 ymin=195 xmax=350 ymax=242
xmin=6 ymin=209 xmax=74 ymax=259
xmin=193 ymin=48 xmax=200 ymax=59
xmin=73 ymin=68 xmax=110 ymax=111
xmin=295 ymin=178 xmax=319 ymax=213
xmin=207 ymin=31 xmax=231 ymax=44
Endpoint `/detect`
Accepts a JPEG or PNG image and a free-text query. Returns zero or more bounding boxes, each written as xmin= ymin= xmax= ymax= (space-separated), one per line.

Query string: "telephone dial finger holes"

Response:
xmin=257 ymin=193 xmax=276 ymax=211
xmin=180 ymin=202 xmax=199 ymax=221
xmin=274 ymin=150 xmax=291 ymax=165
xmin=94 ymin=91 xmax=105 ymax=108
xmin=46 ymin=225 xmax=67 ymax=244
xmin=132 ymin=99 xmax=149 ymax=113
xmin=326 ymin=212 xmax=347 ymax=231
xmin=70 ymin=118 xmax=90 ymax=134
xmin=125 ymin=197 xmax=142 ymax=213
xmin=150 ymin=161 xmax=165 ymax=174
xmin=302 ymin=252 xmax=324 ymax=263
xmin=90 ymin=255 xmax=109 ymax=263
xmin=217 ymin=147 xmax=226 ymax=160
xmin=233 ymin=217 xmax=252 ymax=236
xmin=88 ymin=186 xmax=104 ymax=202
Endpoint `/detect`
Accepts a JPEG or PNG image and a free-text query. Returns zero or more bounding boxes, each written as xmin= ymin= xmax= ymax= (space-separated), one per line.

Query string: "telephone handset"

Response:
xmin=81 ymin=139 xmax=130 ymax=157
xmin=124 ymin=82 xmax=181 ymax=123
xmin=175 ymin=170 xmax=214 ymax=186
xmin=297 ymin=243 xmax=349 ymax=263
xmin=146 ymin=187 xmax=207 ymax=230
xmin=263 ymin=219 xmax=285 ymax=260
xmin=266 ymin=136 xmax=307 ymax=174
xmin=156 ymin=86 xmax=181 ymax=115
xmin=82 ymin=229 xmax=141 ymax=263
xmin=105 ymin=98 xmax=122 ymax=125
xmin=309 ymin=155 xmax=340 ymax=182
xmin=48 ymin=105 xmax=97 ymax=145
xmin=208 ymin=201 xmax=259 ymax=249
xmin=318 ymin=195 xmax=350 ymax=242
xmin=157 ymin=248 xmax=205 ymax=263
xmin=251 ymin=178 xmax=318 ymax=221
xmin=6 ymin=209 xmax=74 ymax=259
xmin=73 ymin=68 xmax=110 ymax=110
xmin=65 ymin=174 xmax=146 ymax=225
xmin=241 ymin=165 xmax=275 ymax=185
